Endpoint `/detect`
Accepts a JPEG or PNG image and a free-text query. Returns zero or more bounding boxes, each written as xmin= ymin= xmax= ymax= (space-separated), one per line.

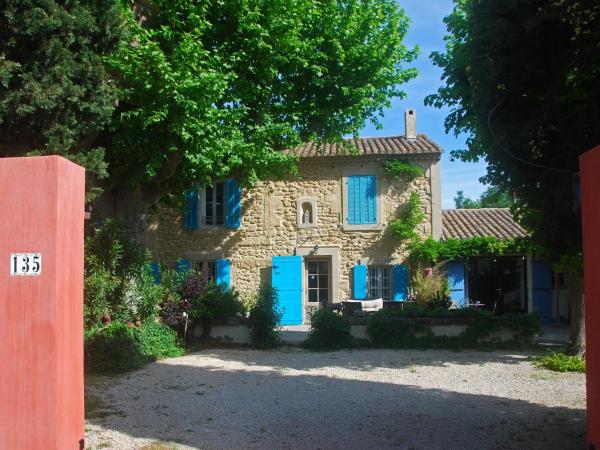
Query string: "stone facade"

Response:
xmin=147 ymin=155 xmax=441 ymax=323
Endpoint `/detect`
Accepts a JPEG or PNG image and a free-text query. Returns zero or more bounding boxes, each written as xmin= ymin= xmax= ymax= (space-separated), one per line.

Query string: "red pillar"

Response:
xmin=581 ymin=145 xmax=600 ymax=449
xmin=0 ymin=156 xmax=85 ymax=450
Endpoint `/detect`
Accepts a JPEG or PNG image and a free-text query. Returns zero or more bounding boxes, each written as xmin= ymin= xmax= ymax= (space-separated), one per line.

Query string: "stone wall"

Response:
xmin=146 ymin=157 xmax=438 ymax=314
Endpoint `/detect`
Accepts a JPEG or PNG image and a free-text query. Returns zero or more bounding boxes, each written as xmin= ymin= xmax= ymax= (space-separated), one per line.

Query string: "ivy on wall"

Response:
xmin=389 ymin=191 xmax=425 ymax=244
xmin=408 ymin=236 xmax=532 ymax=264
xmin=384 ymin=160 xmax=423 ymax=182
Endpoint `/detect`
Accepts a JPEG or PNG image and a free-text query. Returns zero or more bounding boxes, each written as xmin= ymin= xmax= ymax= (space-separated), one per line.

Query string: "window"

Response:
xmin=183 ymin=179 xmax=241 ymax=230
xmin=307 ymin=260 xmax=329 ymax=303
xmin=204 ymin=181 xmax=225 ymax=225
xmin=193 ymin=260 xmax=216 ymax=282
xmin=347 ymin=175 xmax=376 ymax=225
xmin=367 ymin=266 xmax=391 ymax=300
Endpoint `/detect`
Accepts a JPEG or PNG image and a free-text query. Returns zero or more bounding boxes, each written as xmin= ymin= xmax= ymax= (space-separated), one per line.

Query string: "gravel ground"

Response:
xmin=85 ymin=348 xmax=586 ymax=450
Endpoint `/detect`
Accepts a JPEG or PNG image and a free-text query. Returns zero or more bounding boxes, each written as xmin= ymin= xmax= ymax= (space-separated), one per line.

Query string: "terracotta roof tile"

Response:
xmin=442 ymin=208 xmax=528 ymax=240
xmin=286 ymin=134 xmax=442 ymax=158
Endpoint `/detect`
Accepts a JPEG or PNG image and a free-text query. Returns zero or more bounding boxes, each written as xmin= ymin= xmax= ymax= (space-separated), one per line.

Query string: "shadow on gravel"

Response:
xmin=86 ymin=354 xmax=585 ymax=450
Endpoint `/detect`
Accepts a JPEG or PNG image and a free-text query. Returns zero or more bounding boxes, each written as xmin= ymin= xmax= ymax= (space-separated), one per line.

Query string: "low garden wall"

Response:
xmin=346 ymin=317 xmax=523 ymax=344
xmin=191 ymin=314 xmax=537 ymax=347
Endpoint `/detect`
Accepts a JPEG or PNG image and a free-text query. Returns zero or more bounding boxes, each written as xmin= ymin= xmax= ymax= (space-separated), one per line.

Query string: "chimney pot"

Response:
xmin=405 ymin=109 xmax=417 ymax=140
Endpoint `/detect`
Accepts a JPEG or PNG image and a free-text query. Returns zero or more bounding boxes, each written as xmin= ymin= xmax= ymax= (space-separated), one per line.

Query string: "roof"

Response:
xmin=286 ymin=134 xmax=442 ymax=159
xmin=442 ymin=208 xmax=528 ymax=240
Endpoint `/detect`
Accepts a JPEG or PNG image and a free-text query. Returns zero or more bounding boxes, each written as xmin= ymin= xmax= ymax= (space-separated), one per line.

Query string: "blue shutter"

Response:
xmin=272 ymin=256 xmax=303 ymax=325
xmin=365 ymin=176 xmax=376 ymax=224
xmin=353 ymin=265 xmax=367 ymax=299
xmin=184 ymin=190 xmax=199 ymax=230
xmin=393 ymin=264 xmax=408 ymax=301
xmin=348 ymin=176 xmax=360 ymax=224
xmin=176 ymin=258 xmax=191 ymax=273
xmin=216 ymin=258 xmax=231 ymax=288
xmin=150 ymin=262 xmax=161 ymax=284
xmin=348 ymin=176 xmax=376 ymax=225
xmin=225 ymin=179 xmax=241 ymax=229
xmin=447 ymin=262 xmax=466 ymax=307
xmin=532 ymin=260 xmax=553 ymax=323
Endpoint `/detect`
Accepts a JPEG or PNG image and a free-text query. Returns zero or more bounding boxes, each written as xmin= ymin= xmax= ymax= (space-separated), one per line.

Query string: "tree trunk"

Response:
xmin=92 ymin=185 xmax=155 ymax=244
xmin=567 ymin=271 xmax=585 ymax=356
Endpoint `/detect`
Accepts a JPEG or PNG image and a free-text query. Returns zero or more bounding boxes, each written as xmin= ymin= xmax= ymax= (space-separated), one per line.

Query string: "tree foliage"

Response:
xmin=454 ymin=186 xmax=513 ymax=209
xmin=0 ymin=0 xmax=123 ymax=185
xmin=102 ymin=0 xmax=418 ymax=211
xmin=427 ymin=0 xmax=600 ymax=263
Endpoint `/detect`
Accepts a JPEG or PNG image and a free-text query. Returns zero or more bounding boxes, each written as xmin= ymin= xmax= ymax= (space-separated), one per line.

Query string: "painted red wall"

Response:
xmin=0 ymin=156 xmax=85 ymax=450
xmin=581 ymin=145 xmax=600 ymax=448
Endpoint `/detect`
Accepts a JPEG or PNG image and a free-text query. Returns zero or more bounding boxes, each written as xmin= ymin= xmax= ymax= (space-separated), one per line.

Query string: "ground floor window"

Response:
xmin=193 ymin=260 xmax=216 ymax=282
xmin=367 ymin=266 xmax=391 ymax=300
xmin=307 ymin=259 xmax=329 ymax=302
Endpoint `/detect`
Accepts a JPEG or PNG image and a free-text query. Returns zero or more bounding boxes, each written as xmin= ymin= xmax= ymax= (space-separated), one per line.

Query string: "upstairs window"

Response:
xmin=205 ymin=182 xmax=225 ymax=225
xmin=183 ymin=179 xmax=241 ymax=230
xmin=347 ymin=175 xmax=376 ymax=225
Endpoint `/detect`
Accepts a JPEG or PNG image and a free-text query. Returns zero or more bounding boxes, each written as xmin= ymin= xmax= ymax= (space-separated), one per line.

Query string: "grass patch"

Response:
xmin=533 ymin=351 xmax=586 ymax=373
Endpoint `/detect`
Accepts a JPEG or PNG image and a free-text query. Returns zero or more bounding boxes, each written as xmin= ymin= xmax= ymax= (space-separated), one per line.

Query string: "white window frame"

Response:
xmin=200 ymin=181 xmax=226 ymax=227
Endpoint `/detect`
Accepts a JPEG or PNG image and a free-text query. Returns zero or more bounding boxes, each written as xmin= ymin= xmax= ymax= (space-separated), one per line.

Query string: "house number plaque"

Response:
xmin=10 ymin=253 xmax=42 ymax=276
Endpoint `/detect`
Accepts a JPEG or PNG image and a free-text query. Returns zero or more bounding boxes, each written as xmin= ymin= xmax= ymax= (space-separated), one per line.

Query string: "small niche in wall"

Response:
xmin=297 ymin=197 xmax=317 ymax=228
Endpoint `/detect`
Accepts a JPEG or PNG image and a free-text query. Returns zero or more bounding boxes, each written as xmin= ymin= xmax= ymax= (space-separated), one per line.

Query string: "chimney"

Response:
xmin=405 ymin=109 xmax=417 ymax=140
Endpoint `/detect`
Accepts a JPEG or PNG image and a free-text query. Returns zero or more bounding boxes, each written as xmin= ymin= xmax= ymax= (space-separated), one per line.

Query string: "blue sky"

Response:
xmin=359 ymin=0 xmax=488 ymax=209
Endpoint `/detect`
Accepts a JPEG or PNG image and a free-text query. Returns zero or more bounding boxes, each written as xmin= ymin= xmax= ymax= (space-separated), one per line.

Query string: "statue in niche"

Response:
xmin=302 ymin=202 xmax=313 ymax=224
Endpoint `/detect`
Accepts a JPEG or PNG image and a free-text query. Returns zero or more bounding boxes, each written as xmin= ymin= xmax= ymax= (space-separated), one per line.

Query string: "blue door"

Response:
xmin=532 ymin=260 xmax=553 ymax=323
xmin=272 ymin=256 xmax=303 ymax=325
xmin=447 ymin=262 xmax=466 ymax=307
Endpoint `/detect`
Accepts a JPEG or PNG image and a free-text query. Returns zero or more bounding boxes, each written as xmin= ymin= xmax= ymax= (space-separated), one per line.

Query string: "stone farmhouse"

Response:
xmin=147 ymin=109 xmax=566 ymax=325
xmin=147 ymin=110 xmax=442 ymax=324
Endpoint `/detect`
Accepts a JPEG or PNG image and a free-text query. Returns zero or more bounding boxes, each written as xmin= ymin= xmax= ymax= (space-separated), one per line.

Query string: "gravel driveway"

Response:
xmin=85 ymin=348 xmax=585 ymax=450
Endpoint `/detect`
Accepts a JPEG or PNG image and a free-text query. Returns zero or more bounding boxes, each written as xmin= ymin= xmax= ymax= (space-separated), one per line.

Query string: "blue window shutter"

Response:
xmin=176 ymin=258 xmax=191 ymax=273
xmin=225 ymin=179 xmax=241 ymax=229
xmin=393 ymin=264 xmax=408 ymax=301
xmin=532 ymin=260 xmax=553 ymax=323
xmin=150 ymin=262 xmax=161 ymax=284
xmin=353 ymin=265 xmax=367 ymax=299
xmin=446 ymin=262 xmax=466 ymax=307
xmin=365 ymin=176 xmax=376 ymax=224
xmin=348 ymin=176 xmax=359 ymax=224
xmin=216 ymin=259 xmax=231 ymax=288
xmin=272 ymin=256 xmax=303 ymax=325
xmin=348 ymin=176 xmax=376 ymax=224
xmin=184 ymin=190 xmax=199 ymax=230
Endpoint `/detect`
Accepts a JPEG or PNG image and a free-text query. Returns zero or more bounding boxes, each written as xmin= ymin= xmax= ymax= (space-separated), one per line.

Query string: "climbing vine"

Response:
xmin=408 ymin=236 xmax=532 ymax=264
xmin=384 ymin=160 xmax=423 ymax=182
xmin=390 ymin=192 xmax=425 ymax=244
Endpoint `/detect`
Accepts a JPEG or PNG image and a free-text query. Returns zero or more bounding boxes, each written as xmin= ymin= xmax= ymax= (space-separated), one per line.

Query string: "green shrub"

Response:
xmin=305 ymin=309 xmax=353 ymax=350
xmin=533 ymin=351 xmax=586 ymax=373
xmin=411 ymin=270 xmax=451 ymax=309
xmin=84 ymin=321 xmax=184 ymax=374
xmin=121 ymin=265 xmax=164 ymax=323
xmin=366 ymin=309 xmax=433 ymax=348
xmin=189 ymin=282 xmax=243 ymax=337
xmin=248 ymin=285 xmax=281 ymax=348
xmin=133 ymin=321 xmax=185 ymax=360
xmin=84 ymin=219 xmax=151 ymax=328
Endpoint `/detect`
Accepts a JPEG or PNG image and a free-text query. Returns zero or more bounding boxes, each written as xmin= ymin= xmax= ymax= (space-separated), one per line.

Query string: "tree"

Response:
xmin=428 ymin=0 xmax=600 ymax=354
xmin=454 ymin=186 xmax=512 ymax=209
xmin=0 ymin=0 xmax=123 ymax=192
xmin=97 ymin=0 xmax=418 ymax=225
